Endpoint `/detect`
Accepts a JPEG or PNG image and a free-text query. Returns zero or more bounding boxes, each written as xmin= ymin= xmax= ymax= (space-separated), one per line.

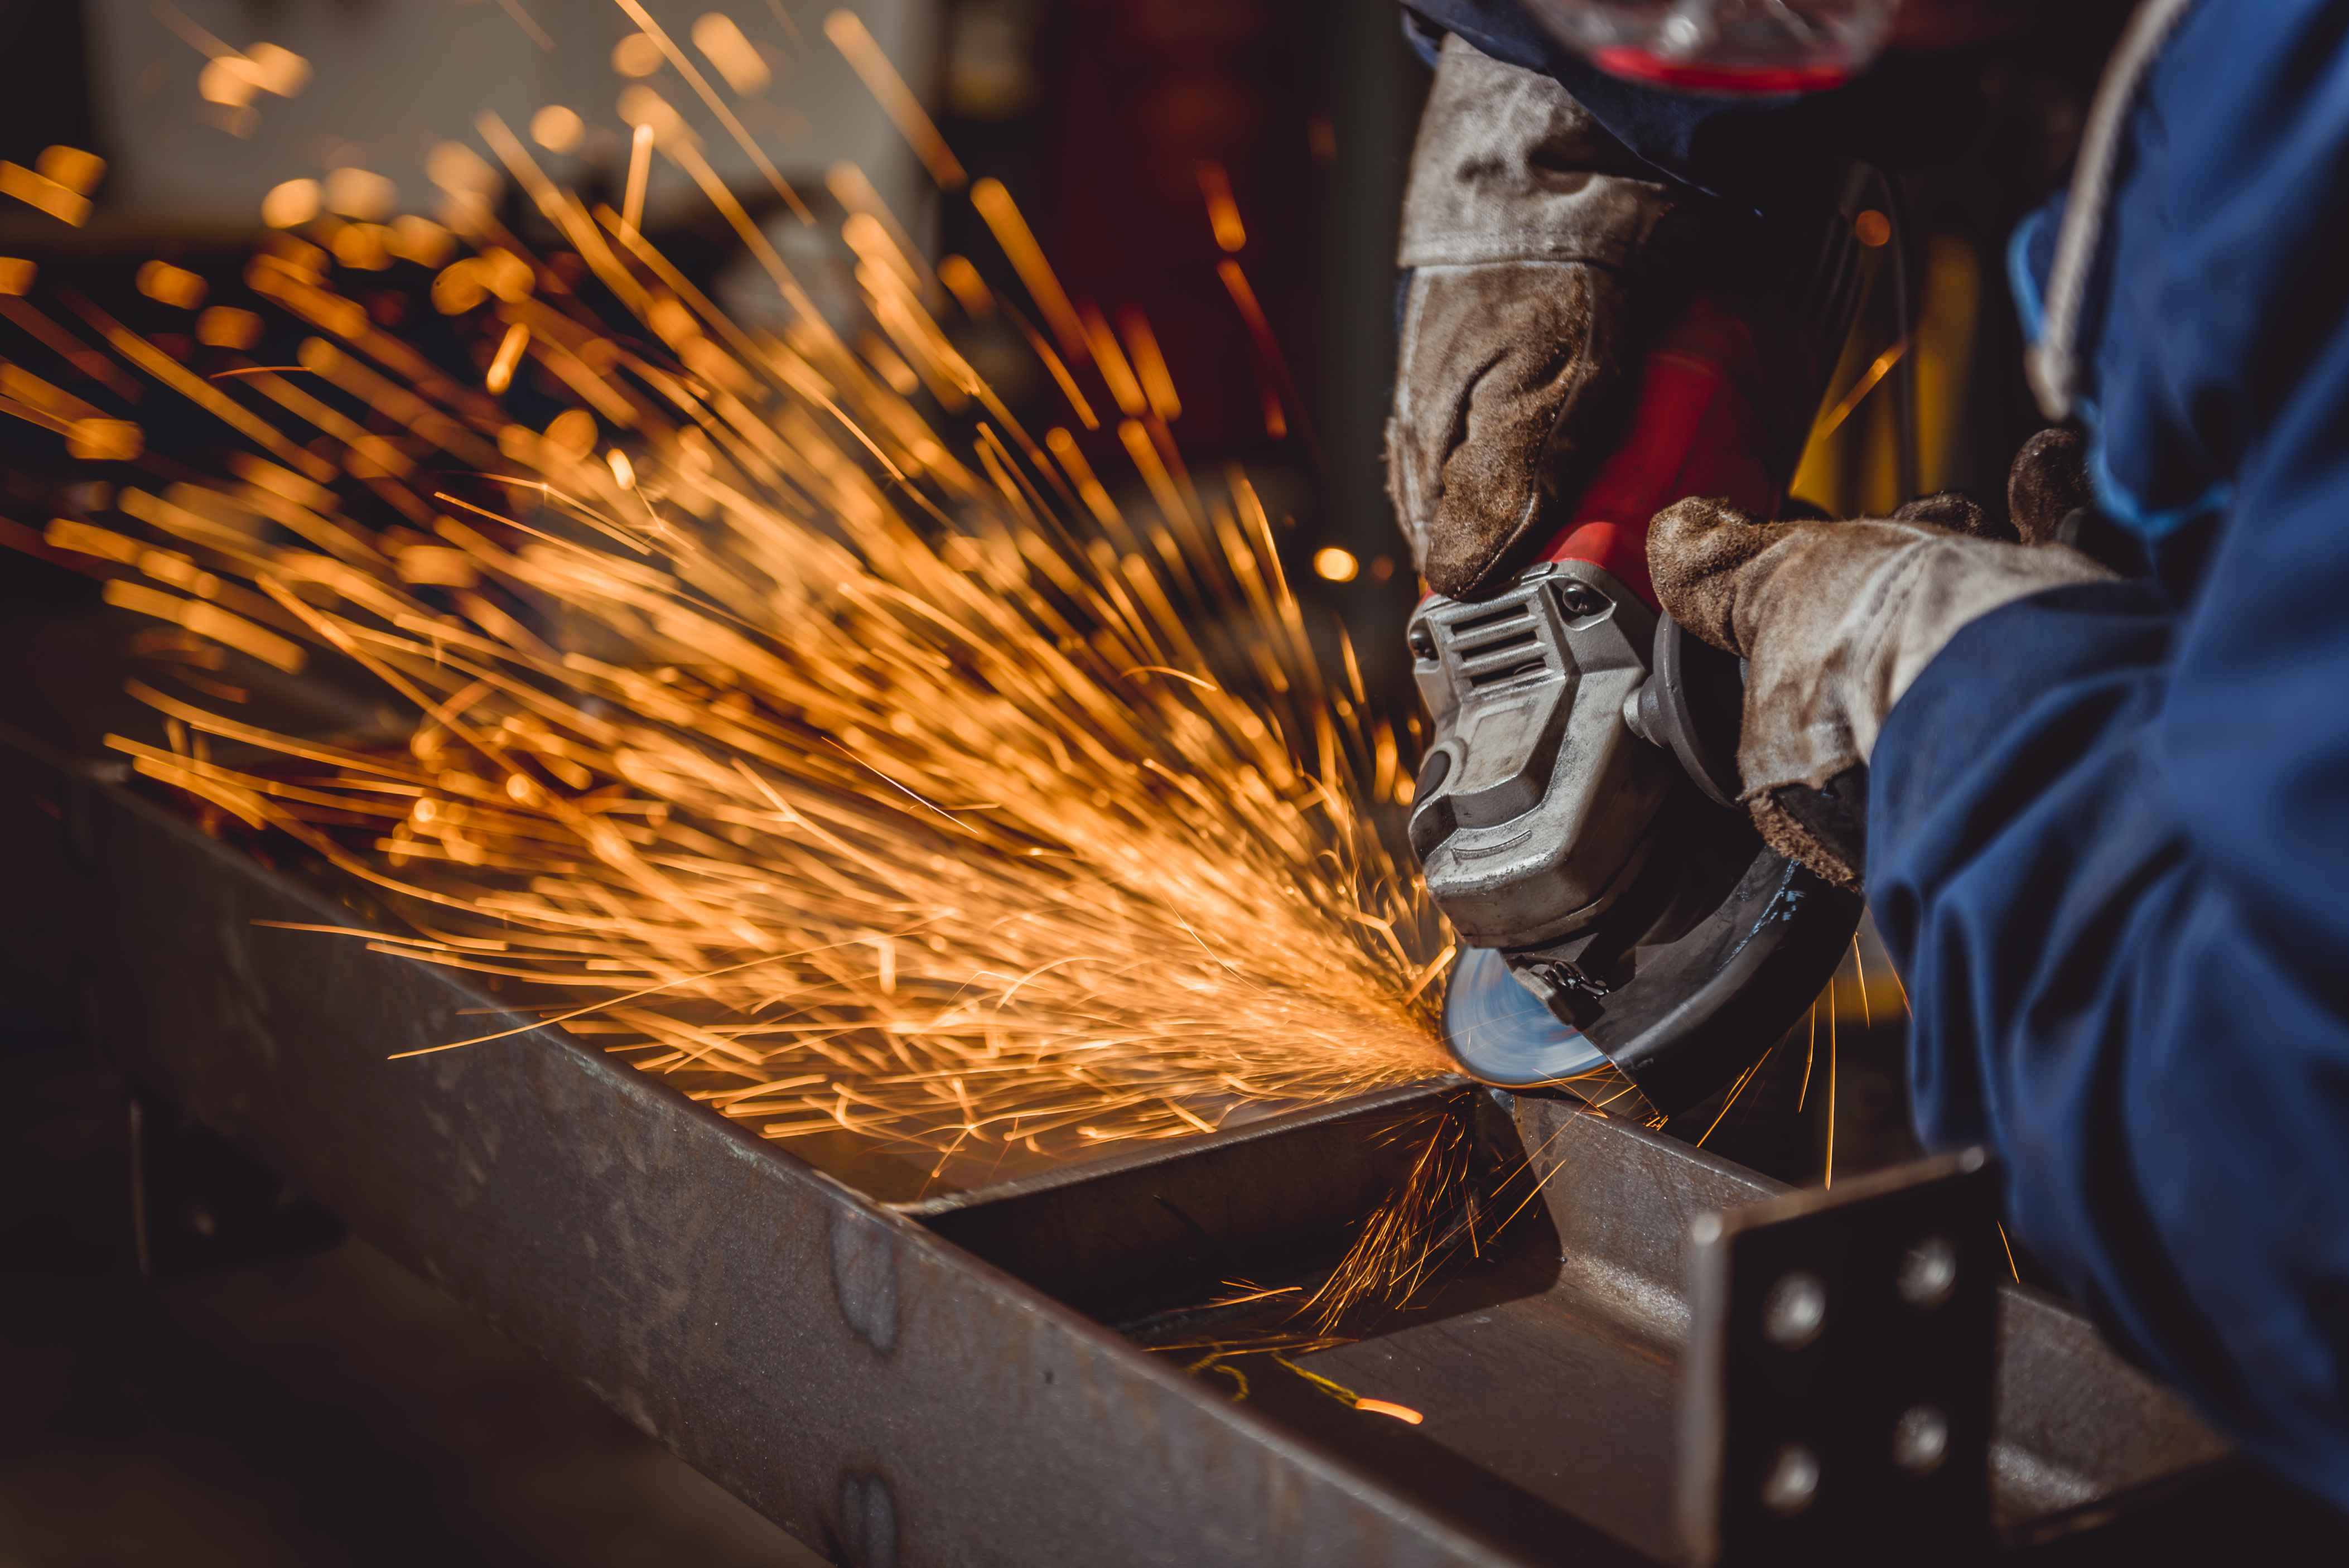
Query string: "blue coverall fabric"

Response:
xmin=1409 ymin=0 xmax=2349 ymax=1511
xmin=1877 ymin=0 xmax=2349 ymax=1509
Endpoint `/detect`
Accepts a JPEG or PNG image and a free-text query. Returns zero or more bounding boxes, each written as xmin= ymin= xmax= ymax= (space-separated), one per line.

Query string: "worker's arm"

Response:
xmin=1865 ymin=409 xmax=2349 ymax=1510
xmin=1867 ymin=0 xmax=2349 ymax=1509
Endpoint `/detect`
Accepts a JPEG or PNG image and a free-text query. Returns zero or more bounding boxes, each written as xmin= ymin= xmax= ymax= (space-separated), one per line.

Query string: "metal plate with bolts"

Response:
xmin=1677 ymin=1147 xmax=2000 ymax=1565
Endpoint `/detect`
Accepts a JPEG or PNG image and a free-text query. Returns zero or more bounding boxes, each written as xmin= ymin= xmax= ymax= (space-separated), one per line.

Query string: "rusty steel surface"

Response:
xmin=0 ymin=721 xmax=2265 ymax=1565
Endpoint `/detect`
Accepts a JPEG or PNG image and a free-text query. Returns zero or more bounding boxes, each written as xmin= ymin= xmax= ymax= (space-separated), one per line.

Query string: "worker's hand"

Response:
xmin=1387 ymin=35 xmax=1697 ymax=600
xmin=1648 ymin=483 xmax=2114 ymax=889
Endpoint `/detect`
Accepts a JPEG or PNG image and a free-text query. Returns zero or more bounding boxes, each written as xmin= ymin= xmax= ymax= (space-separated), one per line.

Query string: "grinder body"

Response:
xmin=1414 ymin=189 xmax=1879 ymax=1116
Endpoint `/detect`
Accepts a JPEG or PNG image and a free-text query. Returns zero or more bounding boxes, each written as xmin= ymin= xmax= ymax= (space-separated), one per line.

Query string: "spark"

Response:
xmin=37 ymin=147 xmax=106 ymax=197
xmin=1117 ymin=308 xmax=1181 ymax=422
xmin=136 ymin=262 xmax=206 ymax=311
xmin=824 ymin=10 xmax=967 ymax=191
xmin=262 ymin=178 xmax=321 ymax=228
xmin=1 ymin=161 xmax=91 ymax=227
xmin=13 ymin=32 xmax=1450 ymax=1193
xmin=1997 ymin=1221 xmax=2021 ymax=1282
xmin=325 ymin=167 xmax=397 ymax=221
xmin=1354 ymin=1398 xmax=1425 ymax=1425
xmin=1207 ymin=1282 xmax=1304 ymax=1308
xmin=196 ymin=308 xmax=264 ymax=350
xmin=971 ymin=178 xmax=1088 ymax=364
xmin=484 ymin=321 xmax=528 ymax=394
xmin=610 ymin=0 xmax=814 ymax=223
xmin=531 ymin=105 xmax=586 ymax=155
xmin=1271 ymin=1356 xmax=1422 ymax=1423
xmin=621 ymin=123 xmax=654 ymax=238
xmin=1188 ymin=1357 xmax=1249 ymax=1400
xmin=1796 ymin=1000 xmax=1817 ymax=1112
xmin=1695 ymin=1044 xmax=1773 ymax=1148
xmin=1080 ymin=303 xmax=1146 ymax=419
xmin=1298 ymin=1114 xmax=1472 ymax=1330
xmin=1312 ymin=547 xmax=1358 ymax=584
xmin=692 ymin=12 xmax=772 ymax=97
xmin=1813 ymin=337 xmax=1911 ymax=443
xmin=1825 ymin=978 xmax=1840 ymax=1189
xmin=614 ymin=33 xmax=664 ymax=78
xmin=1273 ymin=1355 xmax=1358 ymax=1404
xmin=491 ymin=0 xmax=556 ymax=52
xmin=1217 ymin=259 xmax=1298 ymax=445
xmin=1197 ymin=163 xmax=1246 ymax=253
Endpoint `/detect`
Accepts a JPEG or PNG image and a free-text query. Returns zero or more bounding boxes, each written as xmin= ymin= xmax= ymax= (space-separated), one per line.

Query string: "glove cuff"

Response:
xmin=1730 ymin=524 xmax=2118 ymax=803
xmin=1397 ymin=35 xmax=1690 ymax=272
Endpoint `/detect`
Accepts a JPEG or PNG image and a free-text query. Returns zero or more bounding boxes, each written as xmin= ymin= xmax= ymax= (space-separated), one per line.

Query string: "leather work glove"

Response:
xmin=1387 ymin=34 xmax=1697 ymax=599
xmin=1647 ymin=450 xmax=2114 ymax=891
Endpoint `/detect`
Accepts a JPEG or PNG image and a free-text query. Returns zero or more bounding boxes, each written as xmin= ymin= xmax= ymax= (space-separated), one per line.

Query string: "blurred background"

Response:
xmin=0 ymin=2 xmax=2096 ymax=1560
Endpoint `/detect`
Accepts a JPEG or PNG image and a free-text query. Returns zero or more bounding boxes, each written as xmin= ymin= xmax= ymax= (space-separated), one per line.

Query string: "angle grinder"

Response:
xmin=1417 ymin=169 xmax=1887 ymax=1117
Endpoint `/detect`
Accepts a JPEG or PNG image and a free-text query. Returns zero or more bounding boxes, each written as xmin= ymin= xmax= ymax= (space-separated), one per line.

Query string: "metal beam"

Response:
xmin=5 ymin=728 xmax=1529 ymax=1568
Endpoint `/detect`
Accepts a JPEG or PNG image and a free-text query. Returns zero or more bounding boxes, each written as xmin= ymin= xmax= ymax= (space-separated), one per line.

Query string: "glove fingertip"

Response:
xmin=1647 ymin=495 xmax=1767 ymax=652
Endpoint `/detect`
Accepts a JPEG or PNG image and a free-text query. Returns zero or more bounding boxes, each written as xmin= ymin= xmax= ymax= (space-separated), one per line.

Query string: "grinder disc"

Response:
xmin=1441 ymin=944 xmax=1607 ymax=1085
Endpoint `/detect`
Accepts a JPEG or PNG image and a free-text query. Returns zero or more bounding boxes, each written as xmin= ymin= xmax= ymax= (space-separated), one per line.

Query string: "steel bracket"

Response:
xmin=1677 ymin=1147 xmax=2001 ymax=1565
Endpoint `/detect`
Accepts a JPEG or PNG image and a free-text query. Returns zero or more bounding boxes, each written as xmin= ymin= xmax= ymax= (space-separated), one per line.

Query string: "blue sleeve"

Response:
xmin=1872 ymin=1 xmax=2349 ymax=1509
xmin=1870 ymin=412 xmax=2349 ymax=1509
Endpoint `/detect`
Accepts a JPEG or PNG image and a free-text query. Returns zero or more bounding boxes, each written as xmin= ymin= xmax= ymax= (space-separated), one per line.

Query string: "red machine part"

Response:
xmin=1539 ymin=292 xmax=1797 ymax=610
xmin=1589 ymin=48 xmax=1856 ymax=95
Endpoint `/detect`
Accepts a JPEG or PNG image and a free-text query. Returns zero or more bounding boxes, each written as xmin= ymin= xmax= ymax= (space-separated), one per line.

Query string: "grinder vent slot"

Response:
xmin=1457 ymin=626 xmax=1538 ymax=658
xmin=1449 ymin=603 xmax=1532 ymax=638
xmin=1463 ymin=654 xmax=1549 ymax=689
xmin=1448 ymin=601 xmax=1551 ymax=690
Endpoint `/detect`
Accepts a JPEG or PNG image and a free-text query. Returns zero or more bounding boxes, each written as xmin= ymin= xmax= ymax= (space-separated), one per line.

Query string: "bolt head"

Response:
xmin=1761 ymin=1444 xmax=1820 ymax=1516
xmin=1763 ymin=1271 xmax=1827 ymax=1349
xmin=1557 ymin=583 xmax=1608 ymax=617
xmin=1407 ymin=621 xmax=1437 ymax=660
xmin=1893 ymin=1405 xmax=1951 ymax=1474
xmin=1899 ymin=1236 xmax=1959 ymax=1310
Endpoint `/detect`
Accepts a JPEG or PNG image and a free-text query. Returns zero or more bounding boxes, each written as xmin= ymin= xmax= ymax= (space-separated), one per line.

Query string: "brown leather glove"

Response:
xmin=1648 ymin=475 xmax=2114 ymax=889
xmin=1386 ymin=35 xmax=1695 ymax=599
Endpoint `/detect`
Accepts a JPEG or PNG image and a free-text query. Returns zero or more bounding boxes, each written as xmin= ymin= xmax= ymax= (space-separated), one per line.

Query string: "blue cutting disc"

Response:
xmin=1441 ymin=944 xmax=1608 ymax=1086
